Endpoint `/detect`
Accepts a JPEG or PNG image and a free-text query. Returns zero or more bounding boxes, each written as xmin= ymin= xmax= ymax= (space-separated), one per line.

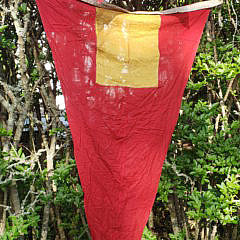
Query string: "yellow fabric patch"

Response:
xmin=96 ymin=8 xmax=161 ymax=88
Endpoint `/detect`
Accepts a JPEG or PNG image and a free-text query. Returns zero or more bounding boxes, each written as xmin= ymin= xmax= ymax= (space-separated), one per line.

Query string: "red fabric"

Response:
xmin=36 ymin=0 xmax=209 ymax=239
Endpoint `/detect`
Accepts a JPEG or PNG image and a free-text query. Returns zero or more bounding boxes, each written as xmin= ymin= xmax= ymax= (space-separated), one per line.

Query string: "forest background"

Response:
xmin=0 ymin=0 xmax=239 ymax=239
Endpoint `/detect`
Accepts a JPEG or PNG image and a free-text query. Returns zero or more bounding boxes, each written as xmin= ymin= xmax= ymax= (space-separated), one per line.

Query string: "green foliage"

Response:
xmin=0 ymin=147 xmax=33 ymax=190
xmin=0 ymin=126 xmax=12 ymax=137
xmin=49 ymin=127 xmax=65 ymax=136
xmin=0 ymin=213 xmax=40 ymax=240
xmin=0 ymin=25 xmax=16 ymax=50
xmin=142 ymin=227 xmax=157 ymax=240
xmin=159 ymin=99 xmax=240 ymax=227
xmin=157 ymin=172 xmax=173 ymax=203
xmin=0 ymin=25 xmax=8 ymax=33
xmin=169 ymin=231 xmax=186 ymax=240
xmin=18 ymin=3 xmax=28 ymax=13
xmin=187 ymin=175 xmax=240 ymax=226
xmin=217 ymin=175 xmax=240 ymax=225
xmin=48 ymin=159 xmax=85 ymax=238
xmin=52 ymin=160 xmax=84 ymax=208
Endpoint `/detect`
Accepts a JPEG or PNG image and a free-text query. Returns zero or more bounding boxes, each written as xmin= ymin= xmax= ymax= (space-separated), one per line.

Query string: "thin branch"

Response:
xmin=224 ymin=74 xmax=240 ymax=102
xmin=165 ymin=160 xmax=195 ymax=192
xmin=0 ymin=93 xmax=10 ymax=110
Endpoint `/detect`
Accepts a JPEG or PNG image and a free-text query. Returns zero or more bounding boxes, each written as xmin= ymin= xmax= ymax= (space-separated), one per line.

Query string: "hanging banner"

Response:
xmin=36 ymin=0 xmax=222 ymax=239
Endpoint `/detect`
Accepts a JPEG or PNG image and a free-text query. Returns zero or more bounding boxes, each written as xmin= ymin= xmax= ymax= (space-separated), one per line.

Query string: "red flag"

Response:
xmin=35 ymin=0 xmax=218 ymax=239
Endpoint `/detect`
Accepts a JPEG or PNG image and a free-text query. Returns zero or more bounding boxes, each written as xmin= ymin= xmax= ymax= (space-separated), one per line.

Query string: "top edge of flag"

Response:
xmin=80 ymin=0 xmax=223 ymax=14
xmin=79 ymin=0 xmax=129 ymax=12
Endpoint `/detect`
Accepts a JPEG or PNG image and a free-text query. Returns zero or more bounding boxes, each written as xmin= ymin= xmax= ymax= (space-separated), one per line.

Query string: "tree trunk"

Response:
xmin=10 ymin=180 xmax=21 ymax=214
xmin=55 ymin=206 xmax=66 ymax=240
xmin=0 ymin=190 xmax=8 ymax=236
xmin=201 ymin=226 xmax=205 ymax=240
xmin=179 ymin=198 xmax=190 ymax=240
xmin=148 ymin=209 xmax=154 ymax=231
xmin=232 ymin=223 xmax=239 ymax=240
xmin=210 ymin=223 xmax=217 ymax=240
xmin=223 ymin=224 xmax=231 ymax=240
xmin=41 ymin=202 xmax=50 ymax=240
xmin=168 ymin=194 xmax=180 ymax=235
xmin=195 ymin=220 xmax=200 ymax=240
xmin=205 ymin=223 xmax=210 ymax=240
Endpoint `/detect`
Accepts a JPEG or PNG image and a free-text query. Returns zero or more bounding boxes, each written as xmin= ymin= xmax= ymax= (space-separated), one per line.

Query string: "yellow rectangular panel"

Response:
xmin=96 ymin=8 xmax=161 ymax=88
